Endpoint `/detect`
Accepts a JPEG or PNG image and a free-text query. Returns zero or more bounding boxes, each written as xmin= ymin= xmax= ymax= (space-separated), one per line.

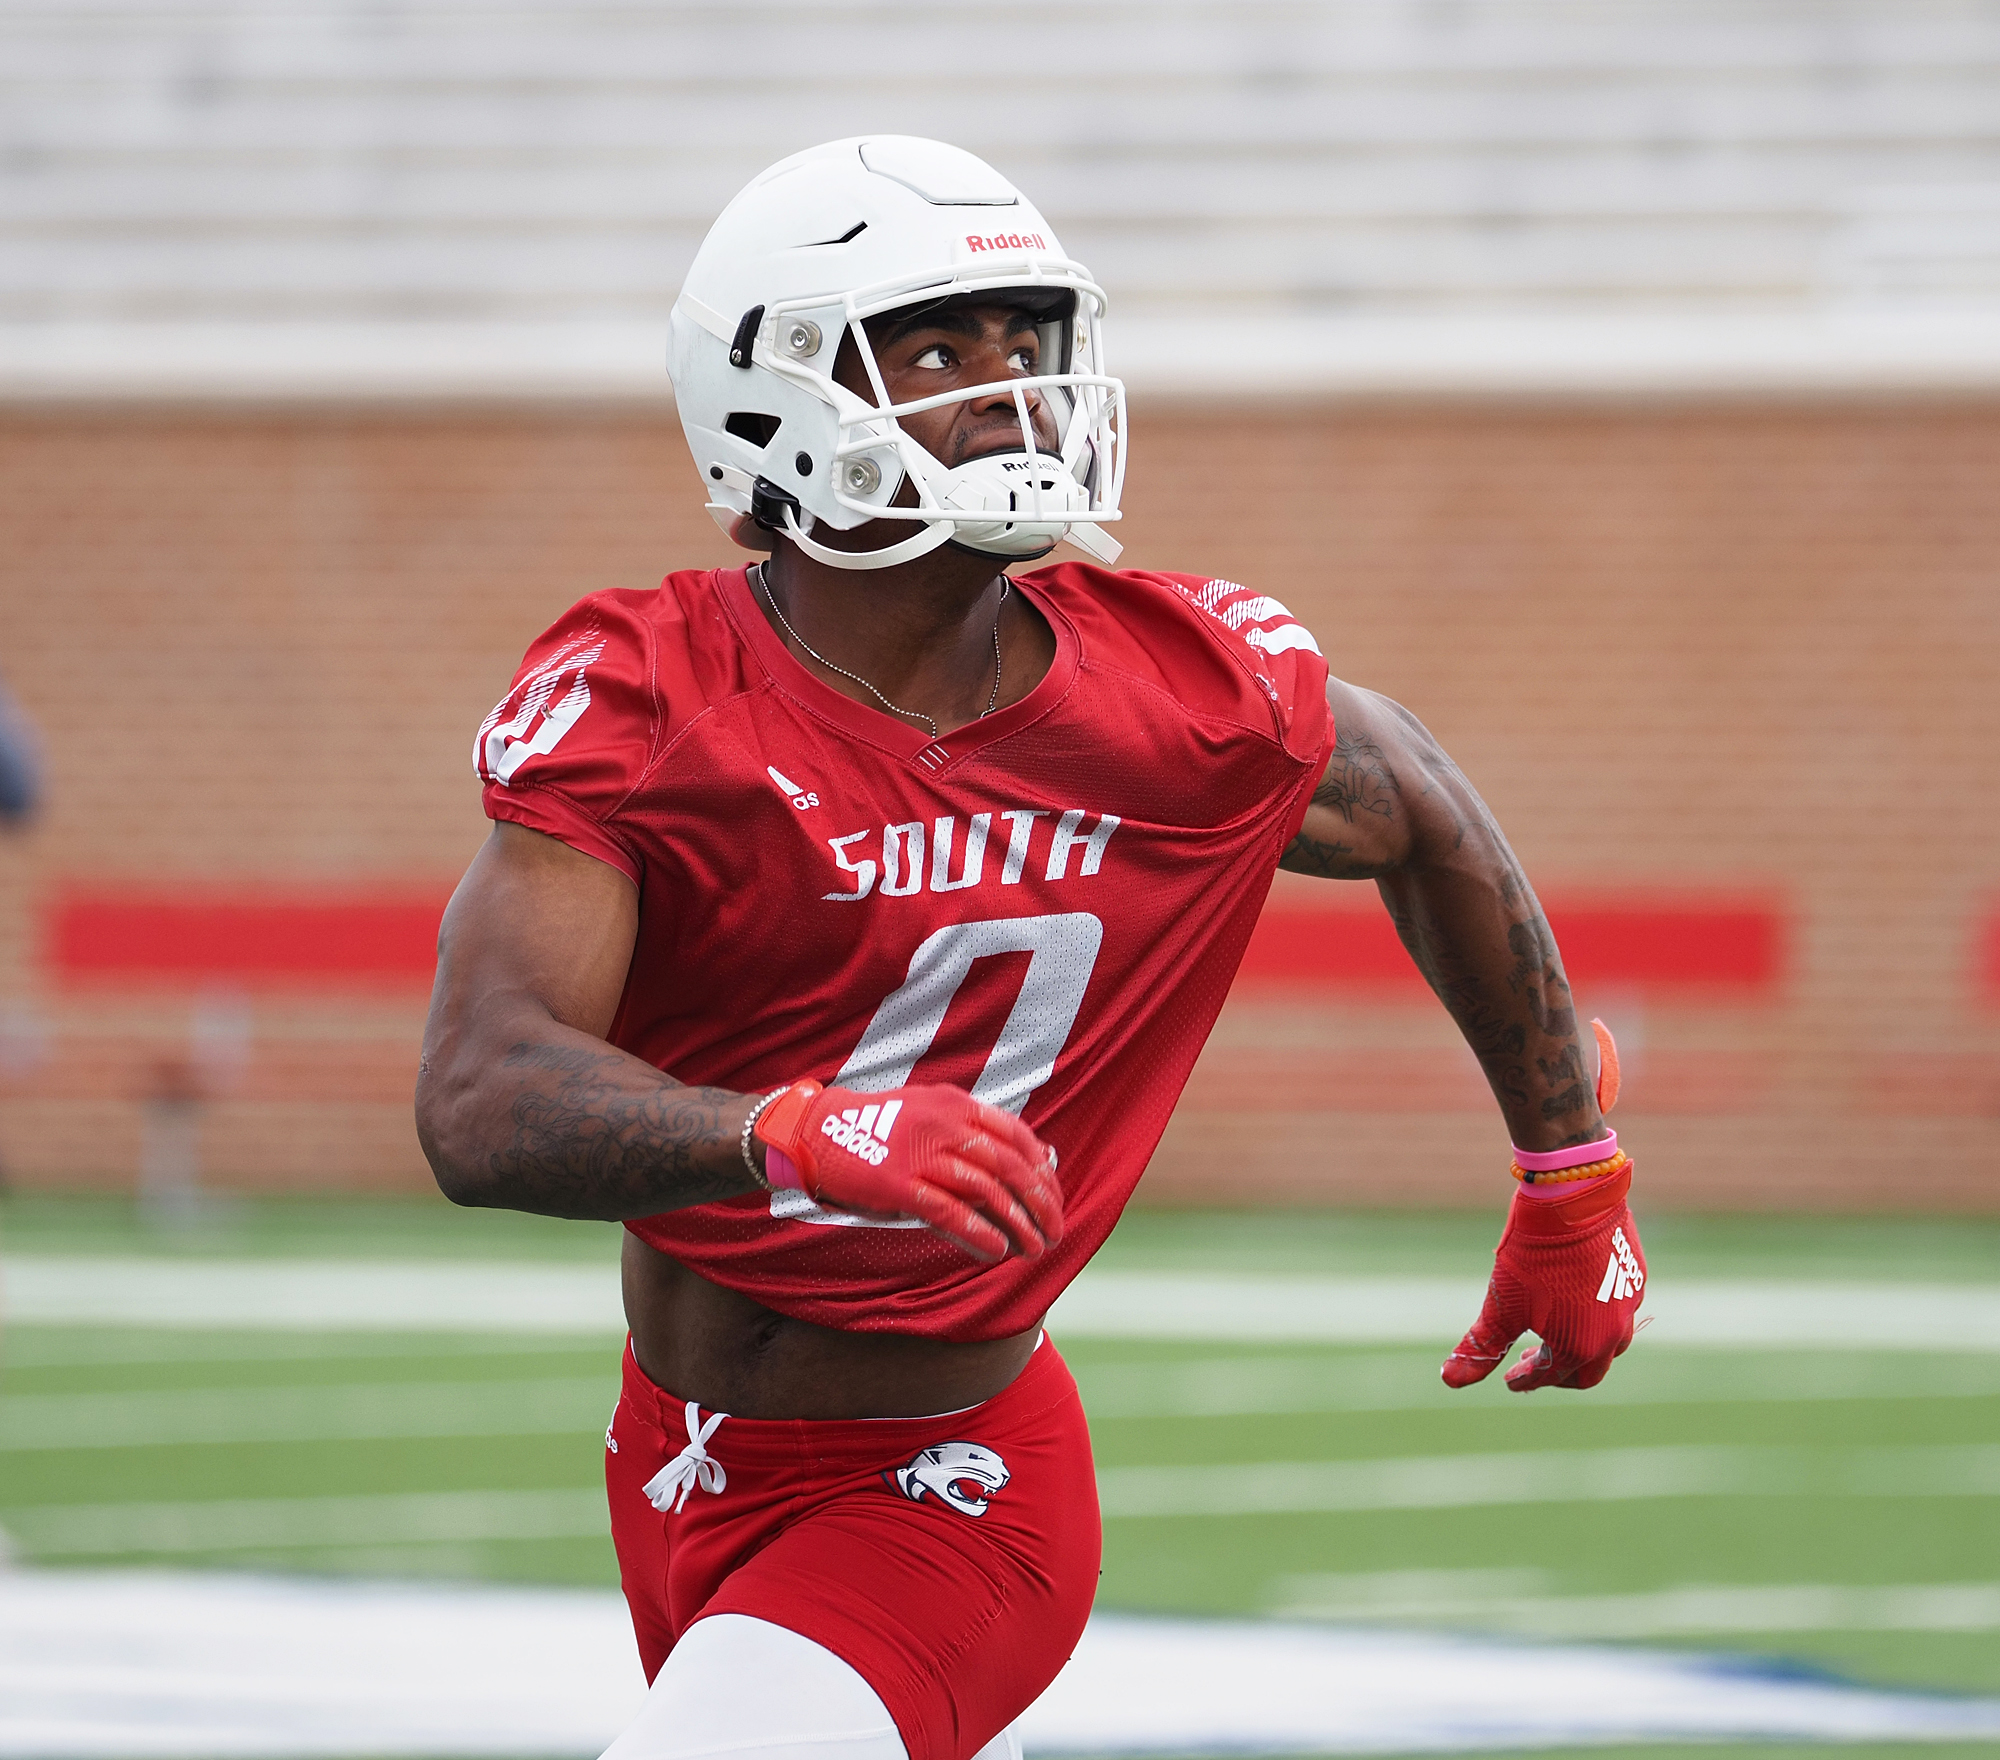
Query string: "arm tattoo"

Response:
xmin=1280 ymin=830 xmax=1392 ymax=880
xmin=487 ymin=1042 xmax=746 ymax=1216
xmin=1278 ymin=724 xmax=1402 ymax=877
xmin=1314 ymin=725 xmax=1399 ymax=824
xmin=1380 ymin=800 xmax=1597 ymax=1147
xmin=1273 ymin=683 xmax=1599 ymax=1144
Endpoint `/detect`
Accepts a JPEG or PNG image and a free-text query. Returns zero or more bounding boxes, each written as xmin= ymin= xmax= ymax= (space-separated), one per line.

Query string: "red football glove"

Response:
xmin=1442 ymin=1164 xmax=1647 ymax=1391
xmin=753 ymin=1079 xmax=1063 ymax=1264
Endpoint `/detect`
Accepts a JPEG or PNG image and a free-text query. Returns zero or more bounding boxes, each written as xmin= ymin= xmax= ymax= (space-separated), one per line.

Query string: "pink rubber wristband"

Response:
xmin=1511 ymin=1131 xmax=1618 ymax=1173
xmin=764 ymin=1147 xmax=804 ymax=1192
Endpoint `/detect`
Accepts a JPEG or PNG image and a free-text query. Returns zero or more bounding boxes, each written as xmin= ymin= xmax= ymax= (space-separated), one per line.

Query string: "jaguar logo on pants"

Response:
xmin=886 ymin=1441 xmax=1010 ymax=1517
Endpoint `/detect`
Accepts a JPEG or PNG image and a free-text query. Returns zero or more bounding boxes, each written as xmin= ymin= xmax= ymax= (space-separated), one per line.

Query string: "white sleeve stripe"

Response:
xmin=474 ymin=633 xmax=607 ymax=785
xmin=1247 ymin=624 xmax=1324 ymax=658
xmin=1179 ymin=578 xmax=1324 ymax=665
xmin=1219 ymin=595 xmax=1293 ymax=631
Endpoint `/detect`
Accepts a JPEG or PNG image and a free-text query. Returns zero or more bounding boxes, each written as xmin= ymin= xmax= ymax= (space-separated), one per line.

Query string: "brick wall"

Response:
xmin=1 ymin=399 xmax=1995 ymax=1208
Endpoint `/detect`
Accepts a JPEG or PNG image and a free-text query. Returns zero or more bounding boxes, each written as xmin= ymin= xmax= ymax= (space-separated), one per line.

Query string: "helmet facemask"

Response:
xmin=748 ymin=274 xmax=1126 ymax=571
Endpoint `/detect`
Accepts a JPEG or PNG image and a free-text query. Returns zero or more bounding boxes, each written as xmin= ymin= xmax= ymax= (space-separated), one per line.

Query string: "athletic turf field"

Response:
xmin=3 ymin=1193 xmax=1997 ymax=1758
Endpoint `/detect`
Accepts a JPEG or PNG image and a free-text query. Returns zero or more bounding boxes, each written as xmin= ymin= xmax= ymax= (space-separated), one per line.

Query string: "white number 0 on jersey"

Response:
xmin=770 ymin=912 xmax=1104 ymax=1230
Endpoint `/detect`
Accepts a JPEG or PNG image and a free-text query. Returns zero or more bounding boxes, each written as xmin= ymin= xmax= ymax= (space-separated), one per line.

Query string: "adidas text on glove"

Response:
xmin=754 ymin=1079 xmax=1062 ymax=1264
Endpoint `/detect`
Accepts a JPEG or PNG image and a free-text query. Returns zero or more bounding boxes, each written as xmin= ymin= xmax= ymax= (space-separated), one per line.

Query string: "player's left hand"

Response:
xmin=1441 ymin=1163 xmax=1647 ymax=1392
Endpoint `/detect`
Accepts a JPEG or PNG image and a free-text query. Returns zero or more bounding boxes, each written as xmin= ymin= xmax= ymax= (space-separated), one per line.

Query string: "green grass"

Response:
xmin=1090 ymin=1204 xmax=2000 ymax=1282
xmin=4 ymin=1193 xmax=1999 ymax=1744
xmin=10 ymin=1188 xmax=1998 ymax=1276
xmin=0 ymin=1189 xmax=623 ymax=1261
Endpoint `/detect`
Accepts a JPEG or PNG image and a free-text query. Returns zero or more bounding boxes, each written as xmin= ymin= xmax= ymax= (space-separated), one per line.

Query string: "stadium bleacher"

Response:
xmin=5 ymin=0 xmax=2000 ymax=396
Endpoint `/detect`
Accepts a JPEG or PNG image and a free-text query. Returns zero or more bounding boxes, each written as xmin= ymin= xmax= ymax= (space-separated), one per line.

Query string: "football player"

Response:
xmin=416 ymin=137 xmax=1645 ymax=1760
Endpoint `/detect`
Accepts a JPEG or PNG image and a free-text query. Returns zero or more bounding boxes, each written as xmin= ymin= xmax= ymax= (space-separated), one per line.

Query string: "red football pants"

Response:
xmin=605 ymin=1335 xmax=1101 ymax=1760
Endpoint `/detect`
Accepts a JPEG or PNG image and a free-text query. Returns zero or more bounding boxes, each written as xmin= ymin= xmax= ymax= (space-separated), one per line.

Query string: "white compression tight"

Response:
xmin=599 ymin=1613 xmax=1023 ymax=1760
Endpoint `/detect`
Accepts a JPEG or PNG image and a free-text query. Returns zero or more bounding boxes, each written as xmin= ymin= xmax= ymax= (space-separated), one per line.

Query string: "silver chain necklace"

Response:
xmin=754 ymin=565 xmax=1008 ymax=740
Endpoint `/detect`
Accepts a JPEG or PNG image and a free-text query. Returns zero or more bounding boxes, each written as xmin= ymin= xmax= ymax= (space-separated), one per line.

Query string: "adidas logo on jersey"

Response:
xmin=821 ymin=1098 xmax=903 ymax=1167
xmin=766 ymin=765 xmax=820 ymax=810
xmin=1595 ymin=1225 xmax=1645 ymax=1303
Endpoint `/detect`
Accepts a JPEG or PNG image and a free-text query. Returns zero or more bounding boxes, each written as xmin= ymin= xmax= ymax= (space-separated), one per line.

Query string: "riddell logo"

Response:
xmin=821 ymin=1098 xmax=903 ymax=1167
xmin=964 ymin=232 xmax=1048 ymax=253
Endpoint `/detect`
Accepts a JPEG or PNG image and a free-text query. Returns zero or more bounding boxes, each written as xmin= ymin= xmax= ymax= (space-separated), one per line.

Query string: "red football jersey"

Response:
xmin=476 ymin=562 xmax=1331 ymax=1341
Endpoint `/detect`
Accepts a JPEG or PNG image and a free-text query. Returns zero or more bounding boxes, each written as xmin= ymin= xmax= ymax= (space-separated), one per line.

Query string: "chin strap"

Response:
xmin=710 ymin=447 xmax=1123 ymax=570
xmin=1059 ymin=520 xmax=1124 ymax=565
xmin=785 ymin=505 xmax=1123 ymax=571
xmin=779 ymin=503 xmax=959 ymax=571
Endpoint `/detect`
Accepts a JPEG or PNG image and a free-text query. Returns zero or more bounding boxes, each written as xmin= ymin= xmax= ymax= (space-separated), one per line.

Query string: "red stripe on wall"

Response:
xmin=1179 ymin=1046 xmax=1785 ymax=1116
xmin=50 ymin=891 xmax=451 ymax=988
xmin=1541 ymin=899 xmax=1784 ymax=988
xmin=47 ymin=885 xmax=1787 ymax=997
xmin=1980 ymin=909 xmax=2000 ymax=1004
xmin=1236 ymin=895 xmax=1785 ymax=996
xmin=1236 ymin=907 xmax=1417 ymax=989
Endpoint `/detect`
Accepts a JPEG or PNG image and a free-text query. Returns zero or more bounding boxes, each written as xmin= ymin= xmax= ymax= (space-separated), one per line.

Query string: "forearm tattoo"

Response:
xmin=1276 ymin=692 xmax=1598 ymax=1143
xmin=1366 ymin=732 xmax=1597 ymax=1146
xmin=1384 ymin=864 xmax=1597 ymax=1145
xmin=486 ymin=1042 xmax=746 ymax=1216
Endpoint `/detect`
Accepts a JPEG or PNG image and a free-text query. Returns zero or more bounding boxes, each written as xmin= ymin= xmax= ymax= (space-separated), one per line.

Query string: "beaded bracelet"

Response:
xmin=738 ymin=1088 xmax=788 ymax=1190
xmin=1510 ymin=1148 xmax=1631 ymax=1186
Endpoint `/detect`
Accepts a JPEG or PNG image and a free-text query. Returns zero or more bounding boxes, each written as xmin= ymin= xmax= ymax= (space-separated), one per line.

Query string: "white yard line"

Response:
xmin=9 ymin=1256 xmax=2000 ymax=1349
xmin=5 ymin=1489 xmax=608 ymax=1556
xmin=0 ymin=1379 xmax=617 ymax=1451
xmin=4 ymin=1569 xmax=1999 ymax=1757
xmin=1 ymin=1331 xmax=600 ymax=1368
xmin=1054 ymin=1270 xmax=2000 ymax=1350
xmin=1075 ymin=1348 xmax=2000 ymax=1416
xmin=7 ymin=1444 xmax=1995 ymax=1555
xmin=1273 ymin=1575 xmax=2000 ymax=1636
xmin=1095 ymin=1442 xmax=2000 ymax=1517
xmin=9 ymin=1355 xmax=1995 ymax=1452
xmin=1 ymin=1259 xmax=624 ymax=1334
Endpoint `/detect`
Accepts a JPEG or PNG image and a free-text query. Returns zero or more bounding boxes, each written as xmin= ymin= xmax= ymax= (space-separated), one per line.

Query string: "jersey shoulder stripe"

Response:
xmin=475 ymin=626 xmax=608 ymax=787
xmin=1177 ymin=577 xmax=1324 ymax=659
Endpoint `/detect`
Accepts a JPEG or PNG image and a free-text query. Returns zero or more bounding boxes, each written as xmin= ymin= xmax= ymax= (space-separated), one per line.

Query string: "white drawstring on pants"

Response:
xmin=642 ymin=1401 xmax=728 ymax=1513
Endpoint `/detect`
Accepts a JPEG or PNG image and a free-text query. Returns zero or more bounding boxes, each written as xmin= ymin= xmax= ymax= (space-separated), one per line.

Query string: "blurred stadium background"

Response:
xmin=1 ymin=2 xmax=1998 ymax=1756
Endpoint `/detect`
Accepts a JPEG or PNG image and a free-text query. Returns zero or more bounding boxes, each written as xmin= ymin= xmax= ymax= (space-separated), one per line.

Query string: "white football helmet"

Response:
xmin=668 ymin=136 xmax=1125 ymax=571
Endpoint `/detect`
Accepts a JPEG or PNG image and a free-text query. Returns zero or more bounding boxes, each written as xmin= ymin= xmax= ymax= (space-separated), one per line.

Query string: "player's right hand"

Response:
xmin=753 ymin=1079 xmax=1063 ymax=1263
